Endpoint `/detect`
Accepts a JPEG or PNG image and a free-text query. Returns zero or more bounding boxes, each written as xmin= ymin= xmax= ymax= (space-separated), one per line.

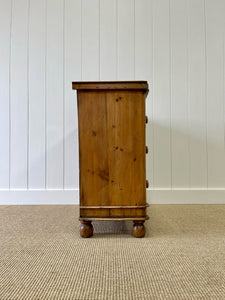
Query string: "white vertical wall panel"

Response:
xmin=135 ymin=0 xmax=151 ymax=80
xmin=134 ymin=0 xmax=153 ymax=187
xmin=205 ymin=0 xmax=225 ymax=187
xmin=152 ymin=0 xmax=171 ymax=188
xmin=64 ymin=0 xmax=81 ymax=188
xmin=100 ymin=0 xmax=117 ymax=80
xmin=188 ymin=0 xmax=207 ymax=188
xmin=170 ymin=0 xmax=189 ymax=187
xmin=118 ymin=0 xmax=135 ymax=80
xmin=28 ymin=0 xmax=46 ymax=189
xmin=82 ymin=0 xmax=100 ymax=80
xmin=46 ymin=0 xmax=64 ymax=188
xmin=0 ymin=0 xmax=11 ymax=188
xmin=10 ymin=0 xmax=29 ymax=189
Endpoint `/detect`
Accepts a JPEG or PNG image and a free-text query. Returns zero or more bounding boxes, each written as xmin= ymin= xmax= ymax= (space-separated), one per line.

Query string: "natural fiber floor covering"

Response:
xmin=0 ymin=205 xmax=225 ymax=300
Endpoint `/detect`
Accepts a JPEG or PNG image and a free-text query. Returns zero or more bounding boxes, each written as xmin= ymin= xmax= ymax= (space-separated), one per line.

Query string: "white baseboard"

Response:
xmin=0 ymin=190 xmax=79 ymax=205
xmin=148 ymin=189 xmax=225 ymax=204
xmin=0 ymin=189 xmax=225 ymax=205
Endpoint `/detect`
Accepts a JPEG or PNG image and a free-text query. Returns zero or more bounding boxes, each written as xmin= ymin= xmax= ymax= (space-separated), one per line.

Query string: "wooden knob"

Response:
xmin=145 ymin=116 xmax=148 ymax=124
xmin=146 ymin=146 xmax=148 ymax=154
xmin=146 ymin=180 xmax=149 ymax=188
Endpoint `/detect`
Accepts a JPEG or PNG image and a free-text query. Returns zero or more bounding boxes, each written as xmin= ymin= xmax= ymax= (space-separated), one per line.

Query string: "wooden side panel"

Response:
xmin=78 ymin=90 xmax=146 ymax=219
xmin=106 ymin=91 xmax=146 ymax=217
xmin=78 ymin=91 xmax=109 ymax=215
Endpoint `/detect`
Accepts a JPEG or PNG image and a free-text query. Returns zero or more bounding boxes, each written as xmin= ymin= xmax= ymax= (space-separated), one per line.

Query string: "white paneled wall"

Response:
xmin=0 ymin=0 xmax=11 ymax=189
xmin=0 ymin=0 xmax=225 ymax=204
xmin=10 ymin=0 xmax=29 ymax=189
xmin=29 ymin=0 xmax=46 ymax=189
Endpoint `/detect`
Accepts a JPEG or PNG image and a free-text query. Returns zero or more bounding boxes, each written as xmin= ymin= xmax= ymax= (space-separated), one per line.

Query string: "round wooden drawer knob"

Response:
xmin=146 ymin=146 xmax=148 ymax=154
xmin=146 ymin=180 xmax=149 ymax=188
xmin=145 ymin=116 xmax=148 ymax=124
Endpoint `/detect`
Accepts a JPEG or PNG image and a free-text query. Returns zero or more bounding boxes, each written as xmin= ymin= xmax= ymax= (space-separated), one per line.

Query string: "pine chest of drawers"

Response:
xmin=72 ymin=81 xmax=149 ymax=238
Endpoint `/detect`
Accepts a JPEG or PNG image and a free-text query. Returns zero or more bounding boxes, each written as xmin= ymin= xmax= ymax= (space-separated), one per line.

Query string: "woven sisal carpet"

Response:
xmin=0 ymin=205 xmax=225 ymax=299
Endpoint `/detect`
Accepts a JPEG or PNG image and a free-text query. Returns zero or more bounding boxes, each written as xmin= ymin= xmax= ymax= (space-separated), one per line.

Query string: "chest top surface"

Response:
xmin=72 ymin=81 xmax=149 ymax=95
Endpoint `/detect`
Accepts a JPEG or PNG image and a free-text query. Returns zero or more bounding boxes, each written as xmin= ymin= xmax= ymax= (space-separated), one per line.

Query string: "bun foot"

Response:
xmin=132 ymin=221 xmax=146 ymax=238
xmin=80 ymin=221 xmax=93 ymax=238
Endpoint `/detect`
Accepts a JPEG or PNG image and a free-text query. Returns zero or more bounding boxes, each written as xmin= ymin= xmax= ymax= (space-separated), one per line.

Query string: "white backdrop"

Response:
xmin=0 ymin=0 xmax=225 ymax=204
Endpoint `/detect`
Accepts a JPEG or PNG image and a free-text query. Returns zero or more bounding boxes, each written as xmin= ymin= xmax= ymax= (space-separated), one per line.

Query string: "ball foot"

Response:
xmin=132 ymin=221 xmax=146 ymax=238
xmin=80 ymin=221 xmax=93 ymax=238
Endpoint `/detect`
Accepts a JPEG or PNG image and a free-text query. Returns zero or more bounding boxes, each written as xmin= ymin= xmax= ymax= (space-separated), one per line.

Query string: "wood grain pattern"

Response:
xmin=106 ymin=91 xmax=146 ymax=218
xmin=78 ymin=91 xmax=109 ymax=213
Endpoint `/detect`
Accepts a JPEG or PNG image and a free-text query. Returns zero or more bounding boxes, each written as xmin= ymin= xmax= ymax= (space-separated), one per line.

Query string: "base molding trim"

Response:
xmin=0 ymin=189 xmax=225 ymax=205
